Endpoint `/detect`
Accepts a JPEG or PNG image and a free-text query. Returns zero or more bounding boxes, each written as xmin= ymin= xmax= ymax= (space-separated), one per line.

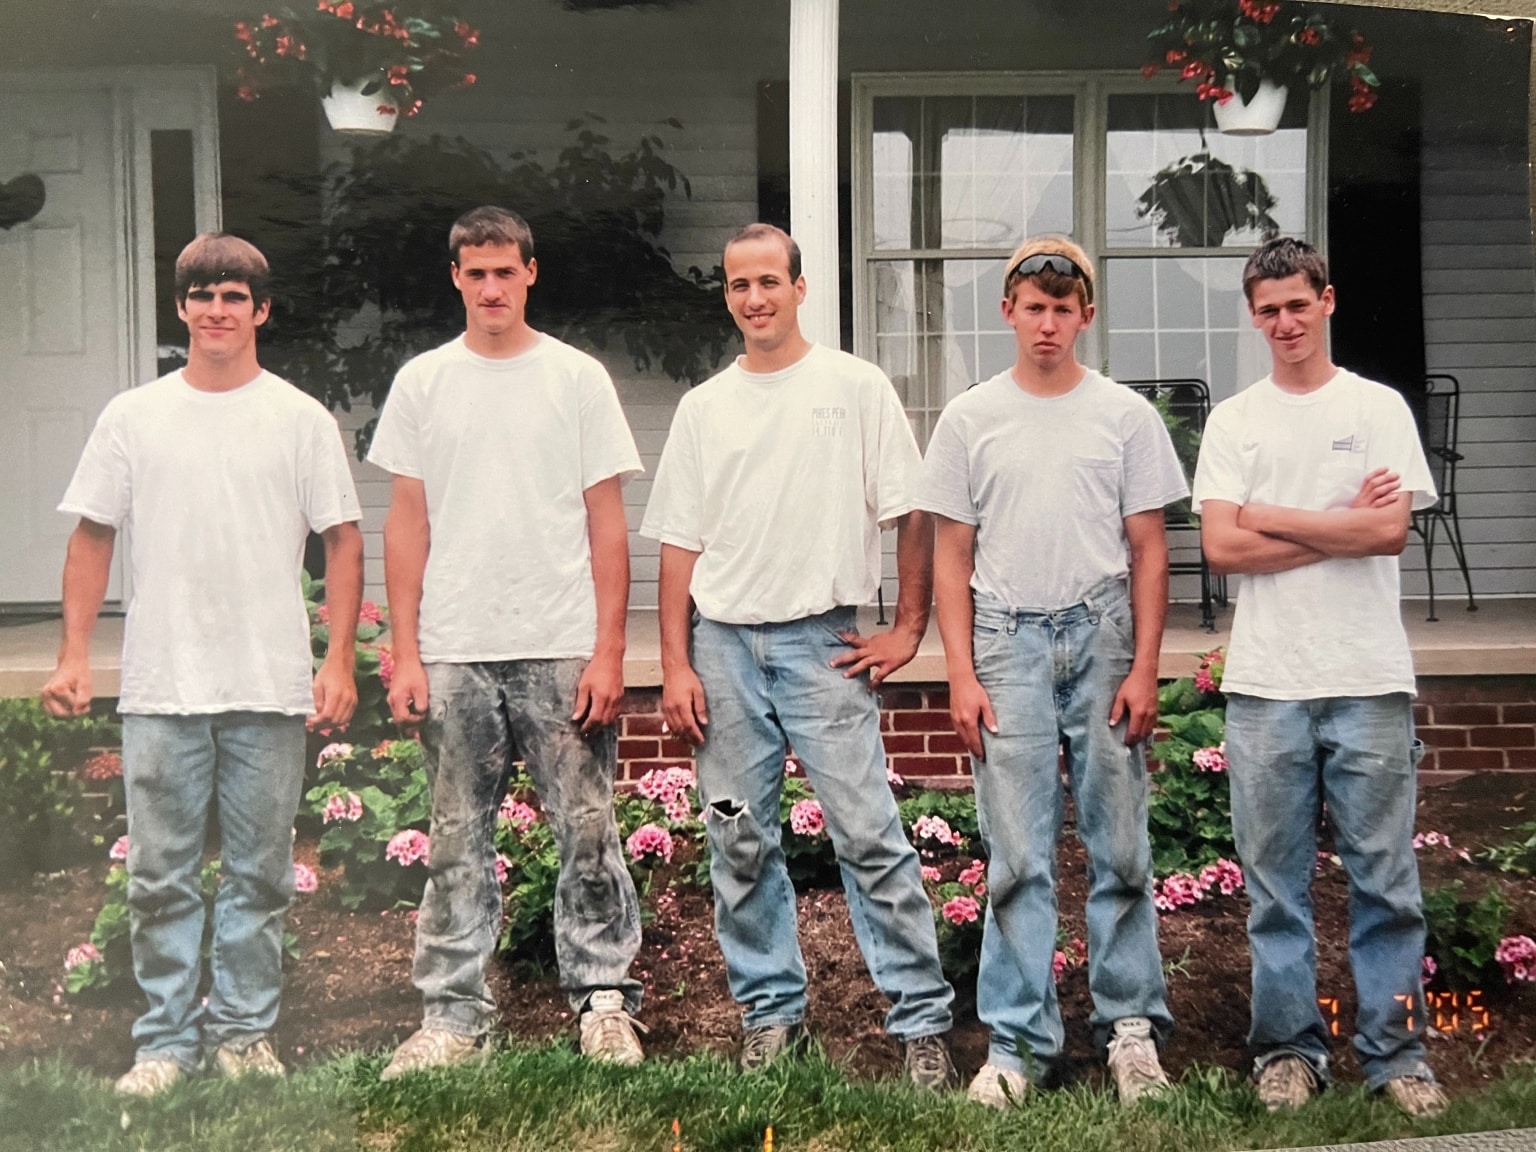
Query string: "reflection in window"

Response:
xmin=1106 ymin=93 xmax=1306 ymax=249
xmin=152 ymin=130 xmax=197 ymax=376
xmin=872 ymin=95 xmax=1073 ymax=252
xmin=874 ymin=258 xmax=1013 ymax=445
xmin=1105 ymin=256 xmax=1268 ymax=403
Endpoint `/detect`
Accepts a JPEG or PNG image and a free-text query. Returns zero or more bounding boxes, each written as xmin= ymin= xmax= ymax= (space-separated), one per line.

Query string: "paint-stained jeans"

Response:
xmin=970 ymin=579 xmax=1172 ymax=1080
xmin=690 ymin=607 xmax=954 ymax=1039
xmin=1225 ymin=692 xmax=1435 ymax=1090
xmin=413 ymin=659 xmax=642 ymax=1036
xmin=121 ymin=711 xmax=307 ymax=1069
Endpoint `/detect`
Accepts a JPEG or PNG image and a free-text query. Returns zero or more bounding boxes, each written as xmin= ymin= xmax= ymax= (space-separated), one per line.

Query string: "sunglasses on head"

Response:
xmin=1006 ymin=253 xmax=1093 ymax=304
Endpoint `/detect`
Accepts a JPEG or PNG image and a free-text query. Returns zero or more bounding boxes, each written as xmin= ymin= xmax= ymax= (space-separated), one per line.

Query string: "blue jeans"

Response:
xmin=970 ymin=580 xmax=1171 ymax=1079
xmin=121 ymin=711 xmax=307 ymax=1069
xmin=1225 ymin=692 xmax=1435 ymax=1090
xmin=691 ymin=607 xmax=954 ymax=1039
xmin=413 ymin=660 xmax=642 ymax=1036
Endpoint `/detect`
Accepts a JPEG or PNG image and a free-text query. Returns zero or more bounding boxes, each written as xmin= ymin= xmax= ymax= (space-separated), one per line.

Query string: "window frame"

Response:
xmin=851 ymin=71 xmax=1330 ymax=424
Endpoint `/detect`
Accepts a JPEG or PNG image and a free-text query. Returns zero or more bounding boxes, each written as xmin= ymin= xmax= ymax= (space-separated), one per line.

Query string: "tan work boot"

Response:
xmin=579 ymin=989 xmax=647 ymax=1066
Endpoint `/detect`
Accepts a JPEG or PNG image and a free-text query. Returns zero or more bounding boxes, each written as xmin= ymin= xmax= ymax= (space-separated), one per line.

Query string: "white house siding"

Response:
xmin=1410 ymin=34 xmax=1536 ymax=599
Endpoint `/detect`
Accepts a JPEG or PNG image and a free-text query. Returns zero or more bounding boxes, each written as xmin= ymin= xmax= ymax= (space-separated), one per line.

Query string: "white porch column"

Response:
xmin=789 ymin=0 xmax=840 ymax=347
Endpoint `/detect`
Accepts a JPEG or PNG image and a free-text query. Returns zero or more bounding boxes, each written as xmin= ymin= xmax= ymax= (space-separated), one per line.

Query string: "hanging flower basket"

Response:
xmin=1143 ymin=0 xmax=1380 ymax=126
xmin=321 ymin=76 xmax=399 ymax=134
xmin=1211 ymin=76 xmax=1288 ymax=135
xmin=231 ymin=2 xmax=480 ymax=120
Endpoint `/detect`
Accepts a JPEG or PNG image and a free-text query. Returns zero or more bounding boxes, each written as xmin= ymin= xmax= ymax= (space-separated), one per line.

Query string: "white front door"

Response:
xmin=0 ymin=85 xmax=128 ymax=604
xmin=0 ymin=69 xmax=220 ymax=607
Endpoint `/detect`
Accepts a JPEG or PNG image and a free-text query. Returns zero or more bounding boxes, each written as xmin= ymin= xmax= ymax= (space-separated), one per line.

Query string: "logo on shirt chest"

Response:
xmin=1331 ymin=433 xmax=1364 ymax=452
xmin=811 ymin=406 xmax=847 ymax=438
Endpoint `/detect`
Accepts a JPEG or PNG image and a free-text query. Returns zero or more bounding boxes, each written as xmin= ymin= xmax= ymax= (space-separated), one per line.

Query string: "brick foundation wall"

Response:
xmin=1414 ymin=676 xmax=1536 ymax=780
xmin=618 ymin=687 xmax=971 ymax=785
xmin=618 ymin=675 xmax=1536 ymax=787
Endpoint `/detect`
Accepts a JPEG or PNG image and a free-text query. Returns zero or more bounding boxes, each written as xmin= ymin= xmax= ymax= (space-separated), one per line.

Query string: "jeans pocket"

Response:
xmin=1409 ymin=738 xmax=1426 ymax=768
xmin=972 ymin=618 xmax=1008 ymax=665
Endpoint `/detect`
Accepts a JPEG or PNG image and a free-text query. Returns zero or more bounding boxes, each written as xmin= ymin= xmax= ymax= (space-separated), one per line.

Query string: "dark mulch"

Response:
xmin=1 ymin=773 xmax=1532 ymax=1097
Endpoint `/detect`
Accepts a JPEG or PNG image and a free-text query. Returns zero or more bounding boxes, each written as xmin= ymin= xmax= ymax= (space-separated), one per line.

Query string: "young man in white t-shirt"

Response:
xmin=919 ymin=237 xmax=1187 ymax=1109
xmin=641 ymin=223 xmax=957 ymax=1088
xmin=1192 ymin=237 xmax=1445 ymax=1117
xmin=44 ymin=233 xmax=364 ymax=1095
xmin=369 ymin=206 xmax=647 ymax=1077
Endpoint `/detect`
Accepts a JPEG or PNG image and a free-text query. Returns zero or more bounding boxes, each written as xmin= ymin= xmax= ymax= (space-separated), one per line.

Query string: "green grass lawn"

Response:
xmin=3 ymin=1045 xmax=1534 ymax=1152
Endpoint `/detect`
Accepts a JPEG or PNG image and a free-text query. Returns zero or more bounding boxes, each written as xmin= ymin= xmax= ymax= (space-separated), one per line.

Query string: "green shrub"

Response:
xmin=306 ymin=738 xmax=432 ymax=909
xmin=0 ymin=698 xmax=119 ymax=875
xmin=1147 ymin=651 xmax=1235 ymax=875
xmin=1423 ymin=880 xmax=1511 ymax=991
xmin=1479 ymin=821 xmax=1536 ymax=877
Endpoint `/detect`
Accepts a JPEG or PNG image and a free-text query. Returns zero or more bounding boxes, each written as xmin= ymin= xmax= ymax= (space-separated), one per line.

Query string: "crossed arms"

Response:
xmin=1200 ymin=467 xmax=1411 ymax=577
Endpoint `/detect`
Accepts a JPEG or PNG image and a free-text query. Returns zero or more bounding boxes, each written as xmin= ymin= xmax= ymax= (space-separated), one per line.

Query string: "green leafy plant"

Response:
xmin=1422 ymin=881 xmax=1512 ymax=992
xmin=1479 ymin=822 xmax=1536 ymax=878
xmin=0 ymin=698 xmax=119 ymax=877
xmin=1143 ymin=0 xmax=1380 ymax=111
xmin=257 ymin=123 xmax=739 ymax=452
xmin=306 ymin=738 xmax=432 ymax=909
xmin=897 ymin=790 xmax=981 ymax=847
xmin=1148 ymin=649 xmax=1235 ymax=875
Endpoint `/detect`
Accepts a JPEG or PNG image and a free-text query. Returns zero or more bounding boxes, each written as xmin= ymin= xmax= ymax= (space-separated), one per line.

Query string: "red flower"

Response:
xmin=1180 ymin=60 xmax=1209 ymax=80
xmin=335 ymin=0 xmax=354 ymax=16
xmin=1298 ymin=27 xmax=1321 ymax=46
xmin=1141 ymin=64 xmax=1161 ymax=79
xmin=1165 ymin=48 xmax=1186 ymax=64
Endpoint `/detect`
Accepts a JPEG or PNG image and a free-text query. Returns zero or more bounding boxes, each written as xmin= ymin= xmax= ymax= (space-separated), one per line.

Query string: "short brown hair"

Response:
xmin=175 ymin=233 xmax=270 ymax=307
xmin=1002 ymin=236 xmax=1094 ymax=310
xmin=724 ymin=223 xmax=801 ymax=280
xmin=1242 ymin=237 xmax=1328 ymax=303
xmin=449 ymin=205 xmax=535 ymax=264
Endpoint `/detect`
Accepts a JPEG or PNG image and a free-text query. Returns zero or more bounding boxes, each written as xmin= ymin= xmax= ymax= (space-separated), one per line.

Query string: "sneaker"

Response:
xmin=739 ymin=1023 xmax=805 ymax=1072
xmin=1382 ymin=1074 xmax=1448 ymax=1119
xmin=1106 ymin=1017 xmax=1171 ymax=1105
xmin=212 ymin=1036 xmax=286 ymax=1079
xmin=579 ymin=989 xmax=647 ymax=1066
xmin=379 ymin=1027 xmax=487 ymax=1081
xmin=902 ymin=1032 xmax=958 ymax=1090
xmin=1255 ymin=1054 xmax=1319 ymax=1112
xmin=114 ymin=1057 xmax=186 ymax=1097
xmin=966 ymin=1063 xmax=1030 ymax=1109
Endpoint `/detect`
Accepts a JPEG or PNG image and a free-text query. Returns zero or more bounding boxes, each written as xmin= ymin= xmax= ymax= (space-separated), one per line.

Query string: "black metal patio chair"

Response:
xmin=1411 ymin=373 xmax=1477 ymax=622
xmin=1122 ymin=378 xmax=1226 ymax=631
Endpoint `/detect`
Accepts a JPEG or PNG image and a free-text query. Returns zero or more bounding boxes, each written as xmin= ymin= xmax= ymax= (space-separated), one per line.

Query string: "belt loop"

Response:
xmin=1005 ymin=610 xmax=1018 ymax=636
xmin=1083 ymin=591 xmax=1099 ymax=625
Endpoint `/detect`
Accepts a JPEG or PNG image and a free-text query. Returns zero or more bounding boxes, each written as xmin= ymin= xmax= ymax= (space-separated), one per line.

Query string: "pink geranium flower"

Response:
xmin=920 ymin=865 xmax=942 ymax=883
xmin=1153 ymin=872 xmax=1204 ymax=912
xmin=499 ymin=797 xmax=539 ymax=831
xmin=1197 ymin=858 xmax=1244 ymax=896
xmin=1496 ymin=935 xmax=1536 ymax=984
xmin=377 ymin=645 xmax=395 ymax=690
xmin=322 ymin=791 xmax=364 ymax=824
xmin=912 ymin=815 xmax=964 ymax=847
xmin=1422 ymin=955 xmax=1438 ymax=986
xmin=292 ymin=862 xmax=318 ymax=894
xmin=886 ymin=765 xmax=905 ymax=788
xmin=1052 ymin=949 xmax=1068 ymax=983
xmin=385 ymin=829 xmax=430 ymax=867
xmin=316 ymin=742 xmax=353 ymax=767
xmin=958 ymin=860 xmax=987 ymax=889
xmin=494 ymin=853 xmax=512 ymax=885
xmin=359 ymin=601 xmax=383 ymax=625
xmin=64 ymin=942 xmax=102 ymax=971
xmin=626 ymin=823 xmax=674 ymax=864
xmin=790 ymin=799 xmax=826 ymax=838
xmin=109 ymin=835 xmax=130 ymax=862
xmin=1192 ymin=744 xmax=1227 ymax=773
xmin=941 ymin=896 xmax=980 ymax=925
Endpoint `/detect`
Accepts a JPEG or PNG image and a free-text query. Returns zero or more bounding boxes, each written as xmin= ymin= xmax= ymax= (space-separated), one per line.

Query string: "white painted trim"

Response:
xmin=789 ymin=0 xmax=840 ymax=346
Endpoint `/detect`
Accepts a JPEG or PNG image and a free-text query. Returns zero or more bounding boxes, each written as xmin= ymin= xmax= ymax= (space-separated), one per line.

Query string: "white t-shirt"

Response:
xmin=917 ymin=370 xmax=1189 ymax=611
xmin=367 ymin=334 xmax=642 ymax=663
xmin=1191 ymin=370 xmax=1436 ymax=699
xmin=58 ymin=370 xmax=361 ymax=715
xmin=640 ymin=344 xmax=921 ymax=625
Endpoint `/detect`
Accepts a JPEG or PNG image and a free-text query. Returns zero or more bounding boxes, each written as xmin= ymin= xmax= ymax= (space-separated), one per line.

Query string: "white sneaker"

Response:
xmin=380 ymin=1027 xmax=487 ymax=1081
xmin=966 ymin=1063 xmax=1030 ymax=1109
xmin=114 ymin=1057 xmax=186 ymax=1097
xmin=1106 ymin=1017 xmax=1170 ymax=1105
xmin=578 ymin=989 xmax=646 ymax=1066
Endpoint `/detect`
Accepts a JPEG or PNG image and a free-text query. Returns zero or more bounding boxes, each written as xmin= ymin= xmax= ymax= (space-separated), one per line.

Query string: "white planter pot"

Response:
xmin=321 ymin=77 xmax=399 ymax=135
xmin=1212 ymin=78 xmax=1288 ymax=136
